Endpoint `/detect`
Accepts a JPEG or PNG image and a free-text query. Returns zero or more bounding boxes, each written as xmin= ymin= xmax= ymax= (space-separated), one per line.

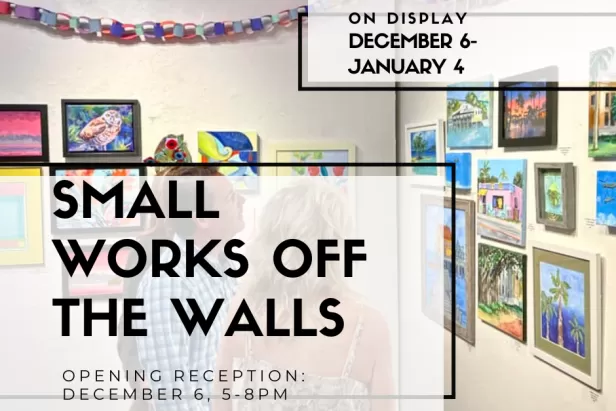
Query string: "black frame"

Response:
xmin=477 ymin=242 xmax=528 ymax=343
xmin=61 ymin=99 xmax=142 ymax=158
xmin=0 ymin=104 xmax=49 ymax=162
xmin=61 ymin=243 xmax=125 ymax=299
xmin=49 ymin=164 xmax=147 ymax=235
xmin=498 ymin=66 xmax=559 ymax=148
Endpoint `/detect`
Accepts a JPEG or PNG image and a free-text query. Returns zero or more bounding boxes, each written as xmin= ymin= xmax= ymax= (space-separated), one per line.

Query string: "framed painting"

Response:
xmin=596 ymin=170 xmax=616 ymax=227
xmin=0 ymin=105 xmax=49 ymax=162
xmin=49 ymin=165 xmax=146 ymax=235
xmin=446 ymin=81 xmax=493 ymax=149
xmin=0 ymin=168 xmax=44 ymax=266
xmin=421 ymin=195 xmax=476 ymax=345
xmin=61 ymin=100 xmax=141 ymax=157
xmin=498 ymin=66 xmax=558 ymax=148
xmin=477 ymin=243 xmax=527 ymax=342
xmin=589 ymin=47 xmax=616 ymax=159
xmin=535 ymin=163 xmax=575 ymax=230
xmin=529 ymin=243 xmax=602 ymax=389
xmin=405 ymin=121 xmax=445 ymax=183
xmin=477 ymin=159 xmax=527 ymax=247
xmin=62 ymin=244 xmax=128 ymax=298
xmin=264 ymin=140 xmax=355 ymax=177
xmin=445 ymin=152 xmax=472 ymax=191
xmin=198 ymin=131 xmax=259 ymax=191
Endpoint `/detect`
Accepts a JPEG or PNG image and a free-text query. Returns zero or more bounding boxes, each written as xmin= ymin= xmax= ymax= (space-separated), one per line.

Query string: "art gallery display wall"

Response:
xmin=397 ymin=83 xmax=616 ymax=411
xmin=0 ymin=0 xmax=397 ymax=403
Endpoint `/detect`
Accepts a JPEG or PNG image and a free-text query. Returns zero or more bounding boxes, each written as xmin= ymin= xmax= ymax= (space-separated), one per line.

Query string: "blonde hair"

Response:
xmin=245 ymin=180 xmax=356 ymax=325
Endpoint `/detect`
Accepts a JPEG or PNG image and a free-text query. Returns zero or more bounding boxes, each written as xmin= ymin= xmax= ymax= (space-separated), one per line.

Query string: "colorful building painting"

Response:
xmin=477 ymin=182 xmax=524 ymax=222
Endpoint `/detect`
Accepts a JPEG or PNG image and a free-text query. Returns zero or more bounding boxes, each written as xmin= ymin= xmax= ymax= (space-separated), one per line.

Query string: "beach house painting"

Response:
xmin=446 ymin=81 xmax=493 ymax=149
xmin=477 ymin=159 xmax=527 ymax=247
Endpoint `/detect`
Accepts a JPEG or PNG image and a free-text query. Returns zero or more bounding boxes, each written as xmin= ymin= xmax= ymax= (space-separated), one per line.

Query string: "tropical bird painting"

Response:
xmin=65 ymin=104 xmax=136 ymax=153
xmin=198 ymin=131 xmax=259 ymax=191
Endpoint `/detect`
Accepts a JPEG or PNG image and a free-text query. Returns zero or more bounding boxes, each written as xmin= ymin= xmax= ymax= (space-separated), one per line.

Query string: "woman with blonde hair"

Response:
xmin=214 ymin=180 xmax=395 ymax=411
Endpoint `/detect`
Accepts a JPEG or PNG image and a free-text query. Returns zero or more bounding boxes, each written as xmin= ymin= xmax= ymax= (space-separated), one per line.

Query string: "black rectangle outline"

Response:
xmin=0 ymin=162 xmax=456 ymax=400
xmin=296 ymin=12 xmax=616 ymax=92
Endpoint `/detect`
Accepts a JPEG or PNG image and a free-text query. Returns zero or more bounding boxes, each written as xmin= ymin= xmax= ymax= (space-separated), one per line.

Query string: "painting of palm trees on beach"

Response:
xmin=502 ymin=84 xmax=547 ymax=139
xmin=589 ymin=47 xmax=616 ymax=158
xmin=540 ymin=262 xmax=586 ymax=358
xmin=410 ymin=129 xmax=437 ymax=175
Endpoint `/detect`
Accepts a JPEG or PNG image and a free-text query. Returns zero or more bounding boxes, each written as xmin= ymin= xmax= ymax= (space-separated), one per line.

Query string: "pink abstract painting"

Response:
xmin=0 ymin=111 xmax=43 ymax=157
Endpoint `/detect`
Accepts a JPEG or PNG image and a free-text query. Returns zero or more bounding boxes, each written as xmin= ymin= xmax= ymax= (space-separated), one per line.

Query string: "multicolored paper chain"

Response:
xmin=0 ymin=2 xmax=313 ymax=41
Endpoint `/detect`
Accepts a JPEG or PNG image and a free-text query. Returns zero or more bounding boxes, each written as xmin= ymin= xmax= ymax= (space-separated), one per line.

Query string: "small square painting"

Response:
xmin=596 ymin=170 xmax=616 ymax=227
xmin=198 ymin=131 xmax=259 ymax=191
xmin=478 ymin=243 xmax=526 ymax=341
xmin=477 ymin=159 xmax=527 ymax=247
xmin=446 ymin=84 xmax=493 ymax=148
xmin=0 ymin=105 xmax=48 ymax=161
xmin=502 ymin=83 xmax=548 ymax=139
xmin=63 ymin=101 xmax=140 ymax=156
xmin=445 ymin=152 xmax=472 ymax=190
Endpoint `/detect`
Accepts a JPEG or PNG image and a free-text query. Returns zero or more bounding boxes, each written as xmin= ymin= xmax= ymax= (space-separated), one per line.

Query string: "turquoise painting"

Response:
xmin=0 ymin=184 xmax=26 ymax=250
xmin=596 ymin=170 xmax=616 ymax=227
xmin=540 ymin=262 xmax=586 ymax=357
xmin=543 ymin=171 xmax=563 ymax=222
xmin=445 ymin=152 xmax=472 ymax=190
xmin=410 ymin=129 xmax=437 ymax=175
xmin=446 ymin=82 xmax=493 ymax=148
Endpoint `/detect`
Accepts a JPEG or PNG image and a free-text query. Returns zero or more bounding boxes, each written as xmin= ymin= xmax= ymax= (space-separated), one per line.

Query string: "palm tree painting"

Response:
xmin=502 ymin=83 xmax=548 ymax=139
xmin=589 ymin=47 xmax=616 ymax=158
xmin=410 ymin=129 xmax=437 ymax=175
xmin=446 ymin=83 xmax=493 ymax=148
xmin=539 ymin=262 xmax=586 ymax=358
xmin=543 ymin=171 xmax=563 ymax=221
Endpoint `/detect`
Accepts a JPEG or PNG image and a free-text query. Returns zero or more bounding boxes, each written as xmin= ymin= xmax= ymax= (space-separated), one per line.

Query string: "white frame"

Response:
xmin=528 ymin=242 xmax=602 ymax=389
xmin=262 ymin=140 xmax=356 ymax=177
xmin=404 ymin=120 xmax=446 ymax=186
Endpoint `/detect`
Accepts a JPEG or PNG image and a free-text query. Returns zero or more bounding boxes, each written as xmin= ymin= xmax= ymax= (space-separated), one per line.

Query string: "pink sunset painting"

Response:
xmin=0 ymin=111 xmax=43 ymax=157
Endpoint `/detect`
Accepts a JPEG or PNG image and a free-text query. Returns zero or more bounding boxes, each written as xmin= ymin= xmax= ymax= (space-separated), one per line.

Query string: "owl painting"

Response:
xmin=63 ymin=101 xmax=140 ymax=156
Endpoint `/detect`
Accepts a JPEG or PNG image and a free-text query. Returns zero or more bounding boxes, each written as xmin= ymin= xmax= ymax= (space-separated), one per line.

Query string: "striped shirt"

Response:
xmin=136 ymin=235 xmax=237 ymax=411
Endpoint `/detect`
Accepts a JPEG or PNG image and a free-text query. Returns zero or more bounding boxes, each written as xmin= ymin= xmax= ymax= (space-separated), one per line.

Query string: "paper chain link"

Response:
xmin=0 ymin=2 xmax=320 ymax=41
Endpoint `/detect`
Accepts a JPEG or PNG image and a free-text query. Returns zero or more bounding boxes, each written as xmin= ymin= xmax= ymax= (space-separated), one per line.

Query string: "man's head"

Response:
xmin=160 ymin=166 xmax=246 ymax=242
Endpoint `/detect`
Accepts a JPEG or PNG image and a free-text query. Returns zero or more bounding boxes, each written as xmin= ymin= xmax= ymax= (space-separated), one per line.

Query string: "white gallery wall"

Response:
xmin=0 ymin=0 xmax=396 ymax=409
xmin=397 ymin=84 xmax=616 ymax=411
